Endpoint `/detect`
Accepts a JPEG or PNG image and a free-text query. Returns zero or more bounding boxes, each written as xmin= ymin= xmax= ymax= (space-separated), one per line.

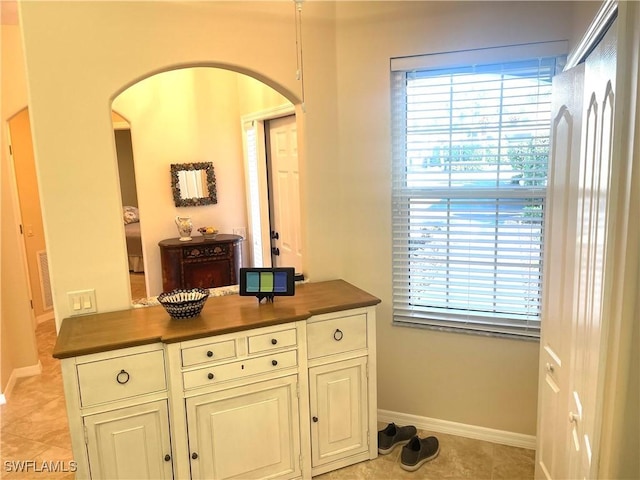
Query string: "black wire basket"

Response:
xmin=158 ymin=288 xmax=209 ymax=319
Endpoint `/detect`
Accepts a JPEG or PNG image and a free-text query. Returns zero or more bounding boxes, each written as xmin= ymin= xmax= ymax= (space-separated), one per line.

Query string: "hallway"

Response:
xmin=0 ymin=320 xmax=74 ymax=479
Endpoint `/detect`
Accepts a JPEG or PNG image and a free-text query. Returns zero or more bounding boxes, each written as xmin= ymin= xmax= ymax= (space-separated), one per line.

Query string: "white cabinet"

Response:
xmin=84 ymin=400 xmax=173 ymax=480
xmin=168 ymin=322 xmax=305 ymax=480
xmin=61 ymin=305 xmax=377 ymax=480
xmin=186 ymin=376 xmax=301 ymax=480
xmin=309 ymin=357 xmax=368 ymax=468
xmin=60 ymin=343 xmax=172 ymax=479
xmin=306 ymin=308 xmax=378 ymax=476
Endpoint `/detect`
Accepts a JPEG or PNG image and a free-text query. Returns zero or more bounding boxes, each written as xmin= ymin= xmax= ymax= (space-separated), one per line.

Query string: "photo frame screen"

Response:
xmin=239 ymin=268 xmax=295 ymax=297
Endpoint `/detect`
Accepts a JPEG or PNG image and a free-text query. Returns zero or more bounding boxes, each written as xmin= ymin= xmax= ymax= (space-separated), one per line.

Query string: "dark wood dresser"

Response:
xmin=159 ymin=234 xmax=242 ymax=292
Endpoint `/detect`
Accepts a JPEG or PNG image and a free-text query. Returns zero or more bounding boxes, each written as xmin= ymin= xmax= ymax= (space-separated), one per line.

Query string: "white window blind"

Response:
xmin=391 ymin=49 xmax=564 ymax=338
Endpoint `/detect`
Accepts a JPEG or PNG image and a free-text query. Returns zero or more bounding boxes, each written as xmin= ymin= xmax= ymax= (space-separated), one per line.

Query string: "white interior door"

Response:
xmin=567 ymin=19 xmax=617 ymax=479
xmin=536 ymin=63 xmax=584 ymax=480
xmin=267 ymin=115 xmax=303 ymax=273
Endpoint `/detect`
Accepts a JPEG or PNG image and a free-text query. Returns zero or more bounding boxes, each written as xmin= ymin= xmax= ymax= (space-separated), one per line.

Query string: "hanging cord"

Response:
xmin=294 ymin=0 xmax=306 ymax=112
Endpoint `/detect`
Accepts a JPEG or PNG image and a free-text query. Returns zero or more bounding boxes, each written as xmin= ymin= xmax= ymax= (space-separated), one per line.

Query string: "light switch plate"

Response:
xmin=67 ymin=289 xmax=97 ymax=315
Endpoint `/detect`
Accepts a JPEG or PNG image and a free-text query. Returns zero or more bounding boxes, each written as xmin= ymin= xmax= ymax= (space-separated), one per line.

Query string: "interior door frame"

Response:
xmin=241 ymin=104 xmax=296 ymax=268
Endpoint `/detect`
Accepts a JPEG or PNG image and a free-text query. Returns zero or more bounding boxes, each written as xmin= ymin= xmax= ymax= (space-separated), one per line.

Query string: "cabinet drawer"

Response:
xmin=183 ymin=350 xmax=297 ymax=390
xmin=182 ymin=339 xmax=236 ymax=367
xmin=307 ymin=314 xmax=367 ymax=359
xmin=248 ymin=328 xmax=297 ymax=354
xmin=77 ymin=350 xmax=166 ymax=407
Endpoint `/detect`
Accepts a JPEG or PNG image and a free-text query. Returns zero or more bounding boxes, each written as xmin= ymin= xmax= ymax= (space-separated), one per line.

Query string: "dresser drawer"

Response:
xmin=77 ymin=350 xmax=166 ymax=407
xmin=248 ymin=328 xmax=297 ymax=354
xmin=183 ymin=350 xmax=298 ymax=390
xmin=182 ymin=339 xmax=236 ymax=367
xmin=307 ymin=313 xmax=367 ymax=359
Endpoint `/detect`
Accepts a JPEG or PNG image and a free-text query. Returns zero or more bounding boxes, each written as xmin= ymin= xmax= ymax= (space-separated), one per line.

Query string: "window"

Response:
xmin=391 ymin=43 xmax=566 ymax=338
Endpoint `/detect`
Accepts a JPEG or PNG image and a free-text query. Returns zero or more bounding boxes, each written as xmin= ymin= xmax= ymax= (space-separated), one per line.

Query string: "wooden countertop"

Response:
xmin=53 ymin=280 xmax=381 ymax=359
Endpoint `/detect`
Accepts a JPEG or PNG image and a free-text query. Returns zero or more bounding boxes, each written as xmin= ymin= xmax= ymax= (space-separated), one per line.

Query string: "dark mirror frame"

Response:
xmin=170 ymin=162 xmax=218 ymax=207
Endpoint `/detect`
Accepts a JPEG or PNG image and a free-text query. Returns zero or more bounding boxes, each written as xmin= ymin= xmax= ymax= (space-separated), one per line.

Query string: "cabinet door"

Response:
xmin=84 ymin=400 xmax=173 ymax=480
xmin=183 ymin=259 xmax=232 ymax=289
xmin=309 ymin=357 xmax=368 ymax=467
xmin=186 ymin=375 xmax=301 ymax=480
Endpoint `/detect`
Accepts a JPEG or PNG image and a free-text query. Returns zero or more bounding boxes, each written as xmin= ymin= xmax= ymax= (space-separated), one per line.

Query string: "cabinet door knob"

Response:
xmin=312 ymin=416 xmax=318 ymax=423
xmin=116 ymin=369 xmax=130 ymax=385
xmin=164 ymin=454 xmax=171 ymax=462
xmin=207 ymin=372 xmax=214 ymax=380
xmin=272 ymin=360 xmax=278 ymax=366
xmin=271 ymin=338 xmax=278 ymax=345
xmin=192 ymin=452 xmax=198 ymax=460
xmin=333 ymin=329 xmax=344 ymax=341
xmin=207 ymin=350 xmax=214 ymax=358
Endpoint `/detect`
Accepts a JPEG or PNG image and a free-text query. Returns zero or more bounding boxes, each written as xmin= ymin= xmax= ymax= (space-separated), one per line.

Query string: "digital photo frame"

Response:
xmin=239 ymin=267 xmax=296 ymax=303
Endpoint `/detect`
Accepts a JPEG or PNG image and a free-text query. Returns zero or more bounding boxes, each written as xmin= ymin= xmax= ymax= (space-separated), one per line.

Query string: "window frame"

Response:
xmin=390 ymin=42 xmax=567 ymax=339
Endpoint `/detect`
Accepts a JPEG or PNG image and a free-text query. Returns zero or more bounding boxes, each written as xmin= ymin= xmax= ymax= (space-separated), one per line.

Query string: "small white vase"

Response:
xmin=175 ymin=216 xmax=193 ymax=241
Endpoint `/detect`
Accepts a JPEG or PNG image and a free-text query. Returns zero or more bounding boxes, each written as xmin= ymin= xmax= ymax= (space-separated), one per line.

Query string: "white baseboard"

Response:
xmin=378 ymin=409 xmax=536 ymax=450
xmin=2 ymin=361 xmax=42 ymax=400
xmin=36 ymin=310 xmax=55 ymax=324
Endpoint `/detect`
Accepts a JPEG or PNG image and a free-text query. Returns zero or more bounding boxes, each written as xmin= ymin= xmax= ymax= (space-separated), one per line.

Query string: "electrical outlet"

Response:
xmin=233 ymin=227 xmax=246 ymax=239
xmin=68 ymin=289 xmax=97 ymax=315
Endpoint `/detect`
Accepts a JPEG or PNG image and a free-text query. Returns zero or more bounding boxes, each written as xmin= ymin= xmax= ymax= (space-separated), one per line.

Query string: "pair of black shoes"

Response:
xmin=377 ymin=423 xmax=440 ymax=471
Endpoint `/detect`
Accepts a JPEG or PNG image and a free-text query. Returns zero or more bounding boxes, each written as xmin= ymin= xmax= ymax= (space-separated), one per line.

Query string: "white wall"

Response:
xmin=334 ymin=0 xmax=590 ymax=435
xmin=17 ymin=0 xmax=599 ymax=436
xmin=0 ymin=24 xmax=39 ymax=392
xmin=19 ymin=1 xmax=341 ymax=320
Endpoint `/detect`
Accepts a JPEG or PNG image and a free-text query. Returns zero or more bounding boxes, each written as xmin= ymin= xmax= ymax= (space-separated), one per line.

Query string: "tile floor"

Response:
xmin=1 ymin=319 xmax=535 ymax=479
xmin=0 ymin=320 xmax=74 ymax=479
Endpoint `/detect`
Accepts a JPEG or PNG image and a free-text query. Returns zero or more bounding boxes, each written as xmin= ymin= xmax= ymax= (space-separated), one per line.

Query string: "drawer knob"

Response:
xmin=164 ymin=454 xmax=171 ymax=462
xmin=116 ymin=369 xmax=130 ymax=385
xmin=192 ymin=452 xmax=198 ymax=460
xmin=272 ymin=360 xmax=278 ymax=366
xmin=207 ymin=350 xmax=214 ymax=358
xmin=333 ymin=329 xmax=344 ymax=341
xmin=207 ymin=373 xmax=215 ymax=380
xmin=271 ymin=338 xmax=278 ymax=345
xmin=312 ymin=416 xmax=318 ymax=423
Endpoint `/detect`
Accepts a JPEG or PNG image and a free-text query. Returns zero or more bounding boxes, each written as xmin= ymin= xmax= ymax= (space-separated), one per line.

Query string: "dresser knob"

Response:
xmin=116 ymin=369 xmax=130 ymax=385
xmin=271 ymin=338 xmax=278 ymax=345
xmin=333 ymin=329 xmax=344 ymax=341
xmin=192 ymin=452 xmax=198 ymax=460
xmin=207 ymin=350 xmax=214 ymax=358
xmin=272 ymin=360 xmax=278 ymax=366
xmin=164 ymin=454 xmax=171 ymax=462
xmin=207 ymin=373 xmax=214 ymax=380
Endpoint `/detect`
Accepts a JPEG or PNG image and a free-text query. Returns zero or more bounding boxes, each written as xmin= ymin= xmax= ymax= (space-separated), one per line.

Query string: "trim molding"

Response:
xmin=2 ymin=361 xmax=42 ymax=399
xmin=36 ymin=310 xmax=55 ymax=324
xmin=566 ymin=0 xmax=618 ymax=70
xmin=378 ymin=409 xmax=536 ymax=450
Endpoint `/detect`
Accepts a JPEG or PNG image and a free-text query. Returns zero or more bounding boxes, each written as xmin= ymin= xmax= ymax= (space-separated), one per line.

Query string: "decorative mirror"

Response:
xmin=170 ymin=162 xmax=217 ymax=207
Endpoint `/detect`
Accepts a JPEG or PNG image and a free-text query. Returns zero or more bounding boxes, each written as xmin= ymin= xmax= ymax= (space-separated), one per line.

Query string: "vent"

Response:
xmin=37 ymin=250 xmax=53 ymax=310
